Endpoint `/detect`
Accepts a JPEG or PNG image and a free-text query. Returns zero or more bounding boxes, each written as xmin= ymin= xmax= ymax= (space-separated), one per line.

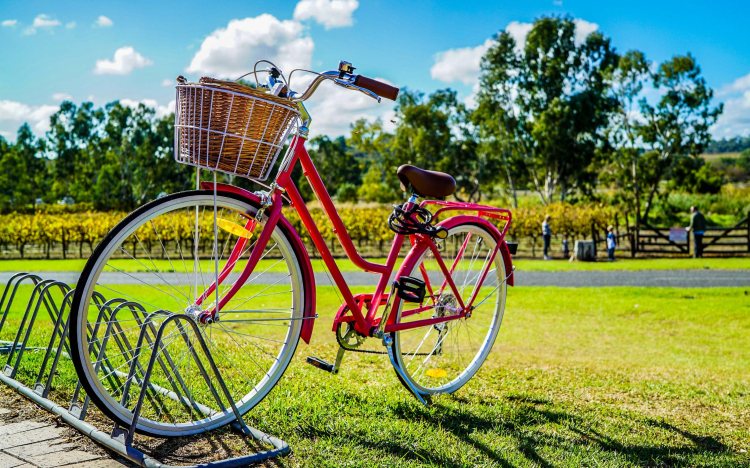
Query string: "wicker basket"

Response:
xmin=174 ymin=77 xmax=300 ymax=181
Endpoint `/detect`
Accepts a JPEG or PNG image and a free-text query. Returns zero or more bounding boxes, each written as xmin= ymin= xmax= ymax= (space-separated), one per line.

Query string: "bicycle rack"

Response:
xmin=0 ymin=272 xmax=290 ymax=468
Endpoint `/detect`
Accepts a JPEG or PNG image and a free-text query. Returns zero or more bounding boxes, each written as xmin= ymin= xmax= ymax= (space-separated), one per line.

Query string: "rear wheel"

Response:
xmin=70 ymin=191 xmax=305 ymax=437
xmin=391 ymin=222 xmax=506 ymax=395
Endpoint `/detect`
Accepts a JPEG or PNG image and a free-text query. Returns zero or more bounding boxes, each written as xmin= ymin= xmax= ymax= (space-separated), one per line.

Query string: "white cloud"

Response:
xmin=431 ymin=18 xmax=600 ymax=86
xmin=51 ymin=93 xmax=73 ymax=102
xmin=93 ymin=46 xmax=153 ymax=75
xmin=303 ymin=76 xmax=397 ymax=138
xmin=506 ymin=19 xmax=597 ymax=50
xmin=718 ymin=71 xmax=750 ymax=96
xmin=95 ymin=15 xmax=113 ymax=27
xmin=186 ymin=14 xmax=313 ymax=78
xmin=120 ymin=99 xmax=176 ymax=118
xmin=66 ymin=21 xmax=76 ymax=29
xmin=1 ymin=20 xmax=17 ymax=27
xmin=430 ymin=39 xmax=493 ymax=85
xmin=710 ymin=70 xmax=750 ymax=138
xmin=573 ymin=19 xmax=599 ymax=45
xmin=23 ymin=14 xmax=61 ymax=34
xmin=0 ymin=100 xmax=59 ymax=137
xmin=711 ymin=91 xmax=750 ymax=139
xmin=505 ymin=21 xmax=534 ymax=51
xmin=161 ymin=78 xmax=173 ymax=86
xmin=293 ymin=0 xmax=358 ymax=29
xmin=33 ymin=14 xmax=60 ymax=28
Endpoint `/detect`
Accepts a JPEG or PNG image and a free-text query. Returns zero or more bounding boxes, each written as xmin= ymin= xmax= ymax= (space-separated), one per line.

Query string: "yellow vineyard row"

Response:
xmin=0 ymin=202 xmax=618 ymax=255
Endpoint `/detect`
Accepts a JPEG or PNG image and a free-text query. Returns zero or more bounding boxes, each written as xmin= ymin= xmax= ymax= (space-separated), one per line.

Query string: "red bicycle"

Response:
xmin=69 ymin=61 xmax=515 ymax=437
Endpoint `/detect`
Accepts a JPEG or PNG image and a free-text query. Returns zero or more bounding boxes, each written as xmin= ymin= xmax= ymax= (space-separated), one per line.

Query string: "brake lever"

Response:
xmin=332 ymin=77 xmax=381 ymax=103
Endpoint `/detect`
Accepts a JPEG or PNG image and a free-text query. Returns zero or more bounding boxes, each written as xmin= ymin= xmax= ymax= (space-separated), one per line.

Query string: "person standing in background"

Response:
xmin=686 ymin=206 xmax=706 ymax=258
xmin=606 ymin=225 xmax=616 ymax=261
xmin=542 ymin=215 xmax=552 ymax=260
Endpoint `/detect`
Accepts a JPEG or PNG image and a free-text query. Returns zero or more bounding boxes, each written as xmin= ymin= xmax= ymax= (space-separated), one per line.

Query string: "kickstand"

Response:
xmin=383 ymin=335 xmax=429 ymax=407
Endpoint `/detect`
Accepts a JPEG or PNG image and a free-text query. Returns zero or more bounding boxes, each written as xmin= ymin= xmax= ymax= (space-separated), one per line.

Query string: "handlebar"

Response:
xmin=354 ymin=75 xmax=399 ymax=101
xmin=287 ymin=69 xmax=399 ymax=103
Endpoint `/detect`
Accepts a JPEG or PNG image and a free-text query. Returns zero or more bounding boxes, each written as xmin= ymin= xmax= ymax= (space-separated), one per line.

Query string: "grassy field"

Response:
xmin=0 ymin=283 xmax=748 ymax=467
xmin=0 ymin=256 xmax=749 ymax=274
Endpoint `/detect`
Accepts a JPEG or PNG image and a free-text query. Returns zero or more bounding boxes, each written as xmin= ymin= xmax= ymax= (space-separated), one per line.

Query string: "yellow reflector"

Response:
xmin=217 ymin=218 xmax=254 ymax=239
xmin=425 ymin=368 xmax=447 ymax=378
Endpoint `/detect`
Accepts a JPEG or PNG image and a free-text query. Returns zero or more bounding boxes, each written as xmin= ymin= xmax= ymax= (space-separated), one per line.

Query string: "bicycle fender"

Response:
xmin=201 ymin=182 xmax=317 ymax=343
xmin=434 ymin=215 xmax=514 ymax=287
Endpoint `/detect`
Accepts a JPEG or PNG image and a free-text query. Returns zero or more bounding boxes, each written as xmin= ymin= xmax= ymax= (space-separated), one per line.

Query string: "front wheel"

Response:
xmin=69 ymin=190 xmax=306 ymax=437
xmin=392 ymin=222 xmax=507 ymax=395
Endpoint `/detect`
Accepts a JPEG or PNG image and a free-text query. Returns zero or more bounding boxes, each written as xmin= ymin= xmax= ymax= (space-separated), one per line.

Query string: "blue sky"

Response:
xmin=1 ymin=0 xmax=749 ymax=141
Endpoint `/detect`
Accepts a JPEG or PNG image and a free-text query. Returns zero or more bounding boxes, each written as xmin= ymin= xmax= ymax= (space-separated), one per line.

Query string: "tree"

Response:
xmin=297 ymin=135 xmax=361 ymax=201
xmin=392 ymin=89 xmax=489 ymax=201
xmin=669 ymin=156 xmax=723 ymax=194
xmin=46 ymin=101 xmax=105 ymax=204
xmin=606 ymin=50 xmax=651 ymax=225
xmin=348 ymin=119 xmax=401 ymax=203
xmin=0 ymin=125 xmax=46 ymax=210
xmin=637 ymin=54 xmax=723 ymax=222
xmin=476 ymin=16 xmax=618 ymax=204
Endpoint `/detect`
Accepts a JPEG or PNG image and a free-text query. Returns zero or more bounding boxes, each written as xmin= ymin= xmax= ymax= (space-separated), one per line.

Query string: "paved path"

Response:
xmin=0 ymin=409 xmax=129 ymax=468
xmin=2 ymin=269 xmax=749 ymax=288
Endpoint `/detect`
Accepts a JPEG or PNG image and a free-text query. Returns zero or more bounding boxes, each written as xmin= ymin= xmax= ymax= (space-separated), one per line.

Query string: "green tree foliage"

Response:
xmin=391 ymin=89 xmax=486 ymax=201
xmin=0 ymin=19 xmax=728 ymax=216
xmin=475 ymin=16 xmax=618 ymax=205
xmin=298 ymin=136 xmax=361 ymax=201
xmin=706 ymin=136 xmax=750 ymax=154
xmin=0 ymin=101 xmax=191 ymax=213
xmin=669 ymin=157 xmax=723 ymax=194
xmin=606 ymin=50 xmax=652 ymax=224
xmin=347 ymin=119 xmax=401 ymax=203
xmin=637 ymin=54 xmax=723 ymax=221
xmin=0 ymin=125 xmax=46 ymax=210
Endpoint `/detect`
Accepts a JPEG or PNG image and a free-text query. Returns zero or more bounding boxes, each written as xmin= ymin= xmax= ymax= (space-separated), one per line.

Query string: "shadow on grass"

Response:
xmin=290 ymin=387 xmax=734 ymax=468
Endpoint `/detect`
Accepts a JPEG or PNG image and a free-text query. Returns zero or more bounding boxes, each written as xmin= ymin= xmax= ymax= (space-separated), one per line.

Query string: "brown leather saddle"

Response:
xmin=396 ymin=164 xmax=456 ymax=198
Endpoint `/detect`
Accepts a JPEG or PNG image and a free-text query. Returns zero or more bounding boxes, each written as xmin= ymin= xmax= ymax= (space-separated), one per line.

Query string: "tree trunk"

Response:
xmin=641 ymin=180 xmax=660 ymax=224
xmin=502 ymin=152 xmax=518 ymax=209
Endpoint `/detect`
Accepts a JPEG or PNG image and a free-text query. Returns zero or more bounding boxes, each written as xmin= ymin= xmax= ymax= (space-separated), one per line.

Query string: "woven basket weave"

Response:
xmin=174 ymin=77 xmax=300 ymax=181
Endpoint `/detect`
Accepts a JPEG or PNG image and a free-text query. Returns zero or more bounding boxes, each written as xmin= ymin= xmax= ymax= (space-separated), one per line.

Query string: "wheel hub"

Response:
xmin=185 ymin=304 xmax=214 ymax=324
xmin=433 ymin=294 xmax=458 ymax=331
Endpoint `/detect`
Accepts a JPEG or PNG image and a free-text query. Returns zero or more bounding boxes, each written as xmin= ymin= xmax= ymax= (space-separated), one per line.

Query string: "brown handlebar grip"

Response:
xmin=354 ymin=75 xmax=400 ymax=101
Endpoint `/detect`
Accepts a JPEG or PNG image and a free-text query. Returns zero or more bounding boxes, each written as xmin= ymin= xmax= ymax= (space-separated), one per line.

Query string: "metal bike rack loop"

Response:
xmin=0 ymin=272 xmax=290 ymax=468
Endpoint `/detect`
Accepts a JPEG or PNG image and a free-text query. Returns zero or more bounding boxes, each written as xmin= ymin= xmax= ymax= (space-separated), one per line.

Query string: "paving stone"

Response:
xmin=0 ymin=422 xmax=48 ymax=436
xmin=64 ymin=459 xmax=132 ymax=468
xmin=5 ymin=442 xmax=76 ymax=458
xmin=0 ymin=453 xmax=26 ymax=468
xmin=0 ymin=426 xmax=64 ymax=450
xmin=28 ymin=450 xmax=101 ymax=468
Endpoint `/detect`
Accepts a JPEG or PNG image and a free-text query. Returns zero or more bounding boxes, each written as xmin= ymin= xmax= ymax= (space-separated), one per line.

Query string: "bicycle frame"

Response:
xmin=201 ymin=135 xmax=513 ymax=339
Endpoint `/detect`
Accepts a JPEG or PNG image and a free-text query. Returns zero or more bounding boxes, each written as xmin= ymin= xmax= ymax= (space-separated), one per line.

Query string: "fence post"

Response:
xmin=590 ymin=222 xmax=597 ymax=257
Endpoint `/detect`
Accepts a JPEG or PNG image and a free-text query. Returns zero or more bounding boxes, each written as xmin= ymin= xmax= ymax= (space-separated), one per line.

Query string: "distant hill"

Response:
xmin=706 ymin=136 xmax=750 ymax=154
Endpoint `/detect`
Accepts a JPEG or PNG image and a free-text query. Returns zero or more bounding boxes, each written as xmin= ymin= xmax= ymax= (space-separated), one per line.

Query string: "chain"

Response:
xmin=335 ymin=322 xmax=433 ymax=356
xmin=335 ymin=323 xmax=386 ymax=354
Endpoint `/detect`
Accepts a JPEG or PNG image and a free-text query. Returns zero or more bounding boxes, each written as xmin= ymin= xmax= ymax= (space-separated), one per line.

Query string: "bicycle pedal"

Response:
xmin=306 ymin=356 xmax=334 ymax=373
xmin=395 ymin=276 xmax=426 ymax=303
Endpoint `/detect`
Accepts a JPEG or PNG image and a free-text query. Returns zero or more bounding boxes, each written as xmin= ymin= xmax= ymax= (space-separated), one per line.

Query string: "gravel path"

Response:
xmin=2 ymin=269 xmax=748 ymax=288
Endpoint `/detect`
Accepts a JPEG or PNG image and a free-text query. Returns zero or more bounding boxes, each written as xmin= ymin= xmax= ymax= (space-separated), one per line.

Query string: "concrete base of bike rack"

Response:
xmin=0 ymin=272 xmax=290 ymax=468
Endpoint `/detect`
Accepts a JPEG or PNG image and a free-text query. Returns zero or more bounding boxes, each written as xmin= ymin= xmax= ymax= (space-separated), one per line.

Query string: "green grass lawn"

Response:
xmin=1 ymin=255 xmax=749 ymax=274
xmin=0 ymin=284 xmax=748 ymax=466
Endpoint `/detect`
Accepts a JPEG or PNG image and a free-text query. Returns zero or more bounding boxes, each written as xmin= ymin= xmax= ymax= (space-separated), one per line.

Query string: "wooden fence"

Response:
xmin=629 ymin=212 xmax=750 ymax=257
